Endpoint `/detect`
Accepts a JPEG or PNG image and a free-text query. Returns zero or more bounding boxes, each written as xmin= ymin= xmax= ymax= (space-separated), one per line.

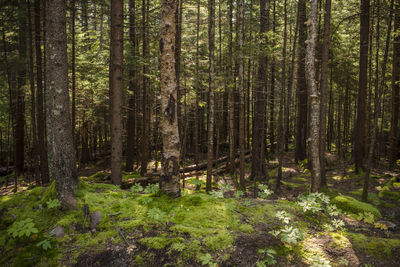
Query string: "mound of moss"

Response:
xmin=331 ymin=194 xmax=382 ymax=219
xmin=346 ymin=233 xmax=400 ymax=258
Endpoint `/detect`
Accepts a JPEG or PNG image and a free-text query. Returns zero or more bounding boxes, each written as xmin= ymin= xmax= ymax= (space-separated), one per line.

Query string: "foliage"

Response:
xmin=199 ymin=253 xmax=216 ymax=266
xmin=46 ymin=199 xmax=61 ymax=209
xmin=130 ymin=183 xmax=143 ymax=193
xmin=36 ymin=239 xmax=52 ymax=251
xmin=7 ymin=218 xmax=38 ymax=238
xmin=256 ymin=248 xmax=277 ymax=266
xmin=144 ymin=184 xmax=159 ymax=194
xmin=332 ymin=195 xmax=382 ymax=219
xmin=356 ymin=212 xmax=375 ymax=224
xmin=308 ymin=254 xmax=331 ymax=267
xmin=147 ymin=208 xmax=168 ymax=222
xmin=258 ymin=184 xmax=273 ymax=199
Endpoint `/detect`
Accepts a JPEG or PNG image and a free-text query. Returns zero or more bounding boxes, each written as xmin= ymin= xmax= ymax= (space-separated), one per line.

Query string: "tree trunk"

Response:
xmin=238 ymin=0 xmax=245 ymax=190
xmin=126 ymin=0 xmax=136 ymax=172
xmin=319 ymin=0 xmax=331 ymax=187
xmin=295 ymin=0 xmax=308 ymax=163
xmin=228 ymin=0 xmax=235 ymax=174
xmin=206 ymin=0 xmax=215 ymax=192
xmin=306 ymin=0 xmax=321 ymax=193
xmin=35 ymin=0 xmax=49 ymax=184
xmin=269 ymin=0 xmax=276 ymax=154
xmin=390 ymin=0 xmax=400 ymax=167
xmin=110 ymin=0 xmax=124 ymax=185
xmin=159 ymin=0 xmax=181 ymax=197
xmin=45 ymin=0 xmax=78 ymax=209
xmin=71 ymin=0 xmax=76 ymax=142
xmin=355 ymin=0 xmax=370 ymax=173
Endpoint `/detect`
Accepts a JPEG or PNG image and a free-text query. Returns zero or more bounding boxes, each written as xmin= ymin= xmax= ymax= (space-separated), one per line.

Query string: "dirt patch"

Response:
xmin=75 ymin=245 xmax=133 ymax=267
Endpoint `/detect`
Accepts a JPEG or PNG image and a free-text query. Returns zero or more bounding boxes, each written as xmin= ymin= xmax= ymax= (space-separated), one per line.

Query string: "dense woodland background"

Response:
xmin=0 ymin=0 xmax=399 ymax=202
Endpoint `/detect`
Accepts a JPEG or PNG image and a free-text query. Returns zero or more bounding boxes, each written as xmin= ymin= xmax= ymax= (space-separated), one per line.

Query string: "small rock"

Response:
xmin=90 ymin=211 xmax=102 ymax=230
xmin=376 ymin=220 xmax=397 ymax=230
xmin=50 ymin=225 xmax=64 ymax=238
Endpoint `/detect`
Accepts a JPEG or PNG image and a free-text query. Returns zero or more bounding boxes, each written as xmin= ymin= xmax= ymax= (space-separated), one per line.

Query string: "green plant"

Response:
xmin=199 ymin=253 xmax=216 ymax=266
xmin=144 ymin=184 xmax=159 ymax=194
xmin=297 ymin=192 xmax=330 ymax=214
xmin=130 ymin=183 xmax=143 ymax=193
xmin=258 ymin=184 xmax=273 ymax=199
xmin=337 ymin=257 xmax=349 ymax=266
xmin=356 ymin=211 xmax=375 ymax=224
xmin=280 ymin=225 xmax=304 ymax=245
xmin=275 ymin=210 xmax=292 ymax=224
xmin=209 ymin=190 xmax=223 ymax=198
xmin=308 ymin=254 xmax=331 ymax=267
xmin=36 ymin=239 xmax=52 ymax=250
xmin=7 ymin=218 xmax=38 ymax=238
xmin=189 ymin=178 xmax=203 ymax=190
xmin=257 ymin=248 xmax=277 ymax=266
xmin=147 ymin=208 xmax=167 ymax=222
xmin=46 ymin=198 xmax=61 ymax=209
xmin=234 ymin=190 xmax=244 ymax=199
xmin=221 ymin=183 xmax=232 ymax=194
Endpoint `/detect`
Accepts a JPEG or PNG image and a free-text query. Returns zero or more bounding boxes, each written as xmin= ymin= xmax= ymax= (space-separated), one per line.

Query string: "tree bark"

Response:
xmin=45 ymin=0 xmax=78 ymax=209
xmin=159 ymin=0 xmax=181 ymax=197
xmin=110 ymin=0 xmax=124 ymax=185
xmin=295 ymin=0 xmax=308 ymax=163
xmin=306 ymin=0 xmax=321 ymax=193
xmin=355 ymin=0 xmax=370 ymax=173
xmin=238 ymin=0 xmax=245 ymax=190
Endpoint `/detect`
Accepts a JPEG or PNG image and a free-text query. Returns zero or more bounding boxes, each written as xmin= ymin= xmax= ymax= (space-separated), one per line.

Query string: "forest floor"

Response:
xmin=1 ymin=152 xmax=400 ymax=266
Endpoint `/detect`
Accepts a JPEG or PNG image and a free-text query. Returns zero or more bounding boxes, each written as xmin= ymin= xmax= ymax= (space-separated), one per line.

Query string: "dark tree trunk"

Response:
xmin=45 ymin=0 xmax=78 ymax=209
xmin=110 ymin=0 xmax=124 ymax=185
xmin=295 ymin=0 xmax=308 ymax=162
xmin=355 ymin=0 xmax=370 ymax=173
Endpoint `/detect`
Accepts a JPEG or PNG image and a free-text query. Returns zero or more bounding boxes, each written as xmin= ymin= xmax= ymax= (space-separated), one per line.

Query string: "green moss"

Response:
xmin=291 ymin=177 xmax=308 ymax=183
xmin=203 ymin=229 xmax=233 ymax=251
xmin=237 ymin=224 xmax=255 ymax=234
xmin=329 ymin=232 xmax=351 ymax=249
xmin=378 ymin=190 xmax=400 ymax=201
xmin=348 ymin=189 xmax=381 ymax=206
xmin=393 ymin=182 xmax=400 ymax=189
xmin=121 ymin=171 xmax=141 ymax=180
xmin=346 ymin=233 xmax=400 ymax=258
xmin=87 ymin=171 xmax=109 ymax=180
xmin=332 ymin=194 xmax=382 ymax=219
xmin=139 ymin=235 xmax=184 ymax=250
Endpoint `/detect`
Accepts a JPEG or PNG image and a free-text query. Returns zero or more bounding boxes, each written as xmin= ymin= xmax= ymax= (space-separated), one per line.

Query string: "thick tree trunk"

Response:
xmin=319 ymin=0 xmax=331 ymax=187
xmin=71 ymin=0 xmax=76 ymax=142
xmin=355 ymin=0 xmax=370 ymax=173
xmin=295 ymin=0 xmax=308 ymax=163
xmin=306 ymin=0 xmax=321 ymax=193
xmin=159 ymin=0 xmax=181 ymax=197
xmin=390 ymin=0 xmax=400 ymax=167
xmin=206 ymin=0 xmax=216 ymax=192
xmin=110 ymin=0 xmax=124 ymax=185
xmin=126 ymin=0 xmax=136 ymax=172
xmin=46 ymin=0 xmax=78 ymax=209
xmin=251 ymin=0 xmax=269 ymax=182
xmin=35 ymin=0 xmax=49 ymax=184
xmin=228 ymin=0 xmax=235 ymax=174
xmin=238 ymin=0 xmax=245 ymax=190
xmin=194 ymin=0 xmax=200 ymax=168
xmin=269 ymin=0 xmax=276 ymax=153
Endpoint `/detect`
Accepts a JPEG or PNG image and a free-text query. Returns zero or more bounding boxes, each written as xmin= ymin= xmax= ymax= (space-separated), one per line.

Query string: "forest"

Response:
xmin=0 ymin=0 xmax=400 ymax=266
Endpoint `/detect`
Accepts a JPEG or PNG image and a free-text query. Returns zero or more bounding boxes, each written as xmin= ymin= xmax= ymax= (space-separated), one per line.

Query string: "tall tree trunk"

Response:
xmin=46 ymin=0 xmax=78 ymax=209
xmin=71 ymin=0 xmax=76 ymax=142
xmin=295 ymin=0 xmax=308 ymax=163
xmin=206 ymin=0 xmax=215 ymax=192
xmin=355 ymin=0 xmax=370 ymax=173
xmin=251 ymin=0 xmax=269 ymax=183
xmin=362 ymin=0 xmax=394 ymax=201
xmin=390 ymin=0 xmax=400 ymax=167
xmin=238 ymin=0 xmax=245 ymax=190
xmin=110 ymin=0 xmax=124 ymax=185
xmin=175 ymin=0 xmax=183 ymax=143
xmin=35 ymin=0 xmax=49 ymax=184
xmin=228 ymin=0 xmax=235 ymax=173
xmin=277 ymin=0 xmax=288 ymax=189
xmin=126 ymin=0 xmax=136 ymax=172
xmin=159 ymin=0 xmax=181 ymax=197
xmin=306 ymin=0 xmax=321 ymax=192
xmin=141 ymin=0 xmax=150 ymax=176
xmin=16 ymin=1 xmax=27 ymax=178
xmin=27 ymin=0 xmax=40 ymax=184
xmin=319 ymin=0 xmax=331 ymax=187
xmin=194 ymin=0 xmax=200 ymax=168
xmin=269 ymin=0 xmax=276 ymax=153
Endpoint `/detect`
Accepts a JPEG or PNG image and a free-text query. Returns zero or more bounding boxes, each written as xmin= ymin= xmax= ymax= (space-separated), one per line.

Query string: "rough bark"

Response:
xmin=355 ymin=0 xmax=370 ymax=172
xmin=238 ymin=0 xmax=245 ymax=190
xmin=306 ymin=0 xmax=321 ymax=193
xmin=295 ymin=0 xmax=308 ymax=163
xmin=110 ymin=0 xmax=124 ymax=185
xmin=251 ymin=0 xmax=270 ymax=181
xmin=269 ymin=0 xmax=276 ymax=153
xmin=319 ymin=0 xmax=331 ymax=187
xmin=159 ymin=0 xmax=181 ymax=198
xmin=126 ymin=0 xmax=136 ymax=172
xmin=45 ymin=0 xmax=78 ymax=209
xmin=228 ymin=0 xmax=235 ymax=173
xmin=71 ymin=0 xmax=76 ymax=141
xmin=390 ymin=0 xmax=400 ymax=167
xmin=206 ymin=0 xmax=215 ymax=192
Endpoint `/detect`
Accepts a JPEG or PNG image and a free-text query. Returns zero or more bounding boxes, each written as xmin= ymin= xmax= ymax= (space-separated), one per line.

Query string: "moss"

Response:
xmin=237 ymin=224 xmax=255 ymax=234
xmin=291 ymin=177 xmax=308 ymax=183
xmin=121 ymin=171 xmax=141 ymax=180
xmin=346 ymin=233 xmax=400 ymax=258
xmin=378 ymin=190 xmax=400 ymax=201
xmin=86 ymin=171 xmax=109 ymax=181
xmin=139 ymin=235 xmax=184 ymax=250
xmin=203 ymin=229 xmax=233 ymax=251
xmin=329 ymin=232 xmax=351 ymax=249
xmin=331 ymin=194 xmax=382 ymax=219
xmin=393 ymin=182 xmax=400 ymax=189
xmin=348 ymin=189 xmax=381 ymax=206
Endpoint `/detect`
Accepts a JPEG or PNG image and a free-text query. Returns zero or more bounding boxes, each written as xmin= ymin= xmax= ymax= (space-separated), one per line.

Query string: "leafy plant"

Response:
xmin=280 ymin=225 xmax=304 ymax=245
xmin=199 ymin=253 xmax=216 ymax=267
xmin=144 ymin=184 xmax=159 ymax=194
xmin=275 ymin=210 xmax=292 ymax=224
xmin=36 ymin=239 xmax=52 ymax=250
xmin=209 ymin=190 xmax=223 ymax=198
xmin=234 ymin=190 xmax=244 ymax=199
xmin=189 ymin=178 xmax=203 ymax=190
xmin=221 ymin=183 xmax=232 ymax=194
xmin=257 ymin=248 xmax=277 ymax=266
xmin=356 ymin=212 xmax=375 ymax=224
xmin=130 ymin=183 xmax=143 ymax=193
xmin=147 ymin=208 xmax=167 ymax=222
xmin=258 ymin=184 xmax=273 ymax=199
xmin=7 ymin=218 xmax=38 ymax=238
xmin=46 ymin=199 xmax=61 ymax=209
xmin=308 ymin=254 xmax=331 ymax=267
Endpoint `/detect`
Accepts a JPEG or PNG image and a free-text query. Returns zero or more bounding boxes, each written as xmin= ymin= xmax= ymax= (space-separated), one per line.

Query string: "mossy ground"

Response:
xmin=1 ymin=161 xmax=400 ymax=266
